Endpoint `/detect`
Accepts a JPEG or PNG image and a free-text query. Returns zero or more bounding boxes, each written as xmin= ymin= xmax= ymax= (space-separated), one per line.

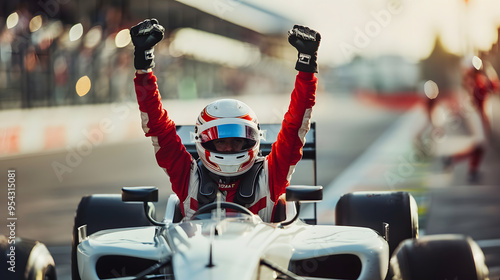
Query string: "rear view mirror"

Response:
xmin=286 ymin=185 xmax=323 ymax=202
xmin=122 ymin=186 xmax=159 ymax=202
xmin=122 ymin=187 xmax=165 ymax=226
xmin=280 ymin=185 xmax=323 ymax=227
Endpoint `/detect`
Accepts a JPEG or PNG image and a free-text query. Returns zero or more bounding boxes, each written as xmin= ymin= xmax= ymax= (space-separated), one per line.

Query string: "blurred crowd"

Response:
xmin=0 ymin=2 xmax=134 ymax=108
xmin=0 ymin=2 xmax=293 ymax=110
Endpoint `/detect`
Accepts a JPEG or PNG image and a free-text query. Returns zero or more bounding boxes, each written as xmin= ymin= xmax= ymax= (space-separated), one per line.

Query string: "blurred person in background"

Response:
xmin=440 ymin=55 xmax=499 ymax=183
xmin=462 ymin=55 xmax=499 ymax=134
xmin=130 ymin=19 xmax=320 ymax=222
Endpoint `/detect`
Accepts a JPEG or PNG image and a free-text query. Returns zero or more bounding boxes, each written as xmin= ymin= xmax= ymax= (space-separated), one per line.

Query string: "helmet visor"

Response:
xmin=199 ymin=123 xmax=259 ymax=143
xmin=199 ymin=123 xmax=259 ymax=153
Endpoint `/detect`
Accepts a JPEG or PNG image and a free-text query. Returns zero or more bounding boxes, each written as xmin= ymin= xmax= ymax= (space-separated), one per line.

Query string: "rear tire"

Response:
xmin=390 ymin=234 xmax=489 ymax=280
xmin=335 ymin=191 xmax=419 ymax=256
xmin=71 ymin=194 xmax=154 ymax=280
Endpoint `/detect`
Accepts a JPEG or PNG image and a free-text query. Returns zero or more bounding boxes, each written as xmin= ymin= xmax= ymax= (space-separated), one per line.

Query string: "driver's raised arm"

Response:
xmin=131 ymin=19 xmax=193 ymax=201
xmin=267 ymin=25 xmax=321 ymax=200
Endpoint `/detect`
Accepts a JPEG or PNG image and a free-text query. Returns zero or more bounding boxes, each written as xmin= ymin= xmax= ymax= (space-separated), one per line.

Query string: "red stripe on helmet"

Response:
xmin=200 ymin=126 xmax=219 ymax=142
xmin=200 ymin=108 xmax=219 ymax=123
xmin=238 ymin=113 xmax=253 ymax=121
xmin=204 ymin=150 xmax=220 ymax=171
xmin=238 ymin=150 xmax=254 ymax=171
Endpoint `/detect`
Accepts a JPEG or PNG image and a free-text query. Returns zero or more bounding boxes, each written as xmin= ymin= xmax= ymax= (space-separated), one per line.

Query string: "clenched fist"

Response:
xmin=288 ymin=25 xmax=321 ymax=73
xmin=130 ymin=19 xmax=165 ymax=70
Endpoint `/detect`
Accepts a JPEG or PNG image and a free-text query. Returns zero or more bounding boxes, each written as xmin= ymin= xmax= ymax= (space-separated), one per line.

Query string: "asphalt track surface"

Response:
xmin=2 ymin=93 xmax=500 ymax=279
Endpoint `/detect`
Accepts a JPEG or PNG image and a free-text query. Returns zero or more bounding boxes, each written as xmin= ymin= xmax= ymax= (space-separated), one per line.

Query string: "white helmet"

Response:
xmin=193 ymin=99 xmax=263 ymax=177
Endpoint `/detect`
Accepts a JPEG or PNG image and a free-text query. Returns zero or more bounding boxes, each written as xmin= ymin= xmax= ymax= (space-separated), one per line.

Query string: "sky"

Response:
xmin=180 ymin=0 xmax=500 ymax=65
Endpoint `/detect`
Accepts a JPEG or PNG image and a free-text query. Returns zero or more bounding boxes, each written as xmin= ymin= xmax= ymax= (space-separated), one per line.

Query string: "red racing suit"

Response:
xmin=134 ymin=71 xmax=317 ymax=222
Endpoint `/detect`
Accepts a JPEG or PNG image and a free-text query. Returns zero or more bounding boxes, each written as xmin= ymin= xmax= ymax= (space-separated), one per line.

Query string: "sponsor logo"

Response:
xmin=218 ymin=183 xmax=236 ymax=189
xmin=298 ymin=53 xmax=311 ymax=65
xmin=145 ymin=49 xmax=154 ymax=60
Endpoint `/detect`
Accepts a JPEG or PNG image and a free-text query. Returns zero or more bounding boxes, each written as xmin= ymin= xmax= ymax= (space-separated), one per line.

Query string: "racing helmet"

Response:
xmin=193 ymin=99 xmax=263 ymax=177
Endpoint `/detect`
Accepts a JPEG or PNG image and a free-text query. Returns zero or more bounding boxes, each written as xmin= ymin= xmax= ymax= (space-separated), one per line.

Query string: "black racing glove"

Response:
xmin=288 ymin=25 xmax=321 ymax=73
xmin=130 ymin=18 xmax=165 ymax=70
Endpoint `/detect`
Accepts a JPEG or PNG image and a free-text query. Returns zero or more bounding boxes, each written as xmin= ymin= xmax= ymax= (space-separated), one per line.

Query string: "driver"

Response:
xmin=130 ymin=19 xmax=321 ymax=222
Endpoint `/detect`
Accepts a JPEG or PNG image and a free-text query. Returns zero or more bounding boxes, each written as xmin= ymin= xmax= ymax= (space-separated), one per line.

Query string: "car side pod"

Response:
xmin=122 ymin=187 xmax=166 ymax=226
xmin=280 ymin=185 xmax=323 ymax=227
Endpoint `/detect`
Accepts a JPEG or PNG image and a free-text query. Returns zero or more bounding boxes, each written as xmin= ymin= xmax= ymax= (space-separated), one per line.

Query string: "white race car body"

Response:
xmin=77 ymin=211 xmax=389 ymax=280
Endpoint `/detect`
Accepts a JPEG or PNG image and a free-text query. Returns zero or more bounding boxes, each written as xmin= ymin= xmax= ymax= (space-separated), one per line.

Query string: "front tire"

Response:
xmin=390 ymin=234 xmax=489 ymax=280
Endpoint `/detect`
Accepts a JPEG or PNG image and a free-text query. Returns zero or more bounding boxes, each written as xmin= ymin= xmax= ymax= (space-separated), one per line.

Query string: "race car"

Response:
xmin=71 ymin=123 xmax=489 ymax=280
